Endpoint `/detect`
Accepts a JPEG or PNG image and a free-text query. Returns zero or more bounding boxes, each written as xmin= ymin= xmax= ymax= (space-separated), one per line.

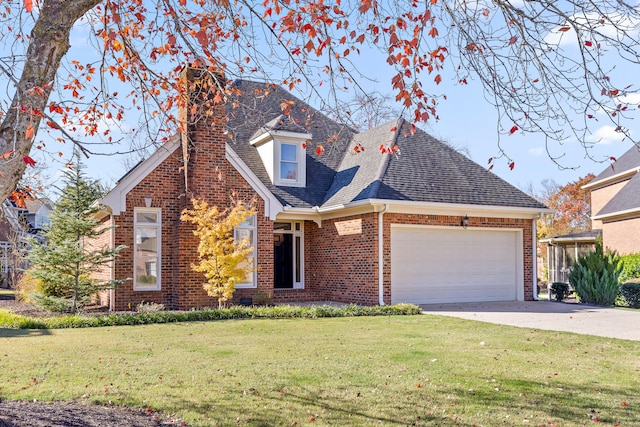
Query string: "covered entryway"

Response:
xmin=390 ymin=225 xmax=523 ymax=304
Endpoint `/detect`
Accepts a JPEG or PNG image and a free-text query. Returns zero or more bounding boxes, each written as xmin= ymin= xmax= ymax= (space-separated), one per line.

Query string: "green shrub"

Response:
xmin=569 ymin=240 xmax=622 ymax=306
xmin=620 ymin=282 xmax=640 ymax=308
xmin=550 ymin=282 xmax=570 ymax=301
xmin=619 ymin=254 xmax=640 ymax=283
xmin=0 ymin=303 xmax=422 ymax=329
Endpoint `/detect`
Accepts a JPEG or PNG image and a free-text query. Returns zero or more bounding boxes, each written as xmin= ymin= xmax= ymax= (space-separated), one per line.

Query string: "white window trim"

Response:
xmin=274 ymin=221 xmax=304 ymax=289
xmin=235 ymin=215 xmax=257 ymax=289
xmin=274 ymin=139 xmax=306 ymax=188
xmin=133 ymin=207 xmax=162 ymax=291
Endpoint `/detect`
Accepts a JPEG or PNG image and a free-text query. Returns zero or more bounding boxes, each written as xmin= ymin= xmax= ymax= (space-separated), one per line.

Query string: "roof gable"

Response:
xmin=594 ymin=171 xmax=640 ymax=220
xmin=588 ymin=145 xmax=640 ymax=188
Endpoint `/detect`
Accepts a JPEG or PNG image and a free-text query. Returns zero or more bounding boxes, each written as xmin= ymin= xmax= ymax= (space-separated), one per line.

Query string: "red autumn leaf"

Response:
xmin=509 ymin=125 xmax=518 ymax=135
xmin=24 ymin=0 xmax=32 ymax=12
xmin=509 ymin=161 xmax=515 ymax=170
xmin=23 ymin=155 xmax=36 ymax=167
xmin=508 ymin=35 xmax=518 ymax=45
xmin=621 ymin=402 xmax=629 ymax=407
xmin=25 ymin=124 xmax=34 ymax=140
xmin=315 ymin=144 xmax=325 ymax=155
xmin=610 ymin=156 xmax=617 ymax=162
xmin=434 ymin=74 xmax=442 ymax=85
xmin=558 ymin=26 xmax=571 ymax=32
xmin=585 ymin=40 xmax=593 ymax=47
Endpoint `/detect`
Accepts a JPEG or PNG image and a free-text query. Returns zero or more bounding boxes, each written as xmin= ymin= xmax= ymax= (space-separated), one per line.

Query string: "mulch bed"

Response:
xmin=0 ymin=401 xmax=186 ymax=427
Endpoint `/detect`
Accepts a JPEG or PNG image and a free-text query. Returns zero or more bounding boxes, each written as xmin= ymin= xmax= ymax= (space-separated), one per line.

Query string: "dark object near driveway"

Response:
xmin=550 ymin=282 xmax=570 ymax=301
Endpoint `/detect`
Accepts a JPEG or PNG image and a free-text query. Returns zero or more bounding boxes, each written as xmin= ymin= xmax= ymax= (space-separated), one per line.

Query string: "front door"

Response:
xmin=273 ymin=221 xmax=304 ymax=289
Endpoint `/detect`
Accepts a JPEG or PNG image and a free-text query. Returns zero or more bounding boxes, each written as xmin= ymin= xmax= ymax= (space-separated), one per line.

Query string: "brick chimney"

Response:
xmin=178 ymin=66 xmax=227 ymax=201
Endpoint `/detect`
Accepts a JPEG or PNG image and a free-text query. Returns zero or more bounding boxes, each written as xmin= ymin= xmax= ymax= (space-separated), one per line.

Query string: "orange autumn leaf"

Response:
xmin=24 ymin=0 xmax=32 ymax=13
xmin=25 ymin=124 xmax=34 ymax=140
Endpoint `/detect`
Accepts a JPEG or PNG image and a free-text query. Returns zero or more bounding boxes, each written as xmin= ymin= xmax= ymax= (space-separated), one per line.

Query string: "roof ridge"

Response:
xmin=367 ymin=117 xmax=402 ymax=199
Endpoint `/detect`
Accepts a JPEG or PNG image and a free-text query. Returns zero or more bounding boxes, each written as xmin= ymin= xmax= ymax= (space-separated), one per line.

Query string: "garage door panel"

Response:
xmin=391 ymin=226 xmax=520 ymax=304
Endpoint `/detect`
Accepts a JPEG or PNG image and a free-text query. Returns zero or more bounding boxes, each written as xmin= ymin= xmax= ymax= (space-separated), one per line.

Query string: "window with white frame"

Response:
xmin=234 ymin=215 xmax=257 ymax=288
xmin=274 ymin=139 xmax=306 ymax=187
xmin=279 ymin=143 xmax=298 ymax=181
xmin=134 ymin=208 xmax=161 ymax=291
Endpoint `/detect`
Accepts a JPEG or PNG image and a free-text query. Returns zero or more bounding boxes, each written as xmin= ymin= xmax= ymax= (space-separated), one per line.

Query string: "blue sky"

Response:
xmin=31 ymin=2 xmax=640 ymax=196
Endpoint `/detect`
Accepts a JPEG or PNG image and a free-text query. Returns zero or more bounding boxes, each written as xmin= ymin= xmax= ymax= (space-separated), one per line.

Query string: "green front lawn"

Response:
xmin=1 ymin=315 xmax=638 ymax=426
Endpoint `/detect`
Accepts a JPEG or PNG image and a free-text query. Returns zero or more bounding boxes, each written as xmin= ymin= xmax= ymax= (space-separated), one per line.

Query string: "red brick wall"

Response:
xmin=591 ymin=180 xmax=628 ymax=229
xmin=86 ymin=216 xmax=113 ymax=306
xmin=108 ymin=96 xmax=274 ymax=310
xmin=305 ymin=213 xmax=379 ymax=305
xmin=603 ymin=217 xmax=640 ymax=254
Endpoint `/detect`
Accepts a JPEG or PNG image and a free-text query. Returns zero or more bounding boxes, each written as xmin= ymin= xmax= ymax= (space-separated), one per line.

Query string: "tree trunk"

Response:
xmin=0 ymin=0 xmax=101 ymax=202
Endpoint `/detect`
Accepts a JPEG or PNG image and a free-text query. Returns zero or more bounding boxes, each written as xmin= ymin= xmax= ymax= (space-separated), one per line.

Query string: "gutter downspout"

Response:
xmin=533 ymin=216 xmax=539 ymax=301
xmin=109 ymin=213 xmax=115 ymax=312
xmin=378 ymin=204 xmax=388 ymax=306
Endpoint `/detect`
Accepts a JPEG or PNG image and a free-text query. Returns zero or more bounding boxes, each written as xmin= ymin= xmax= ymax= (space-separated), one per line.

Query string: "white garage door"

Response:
xmin=391 ymin=225 xmax=521 ymax=304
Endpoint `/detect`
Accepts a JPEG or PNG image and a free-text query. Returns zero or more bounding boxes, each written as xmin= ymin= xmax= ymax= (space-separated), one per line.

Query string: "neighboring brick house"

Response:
xmin=94 ymin=69 xmax=549 ymax=311
xmin=583 ymin=146 xmax=640 ymax=254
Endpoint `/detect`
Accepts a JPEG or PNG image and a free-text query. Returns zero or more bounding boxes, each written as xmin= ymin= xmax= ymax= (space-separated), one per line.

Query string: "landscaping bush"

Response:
xmin=14 ymin=273 xmax=41 ymax=303
xmin=568 ymin=240 xmax=622 ymax=306
xmin=619 ymin=253 xmax=640 ymax=283
xmin=0 ymin=303 xmax=423 ymax=329
xmin=550 ymin=282 xmax=570 ymax=301
xmin=620 ymin=282 xmax=640 ymax=308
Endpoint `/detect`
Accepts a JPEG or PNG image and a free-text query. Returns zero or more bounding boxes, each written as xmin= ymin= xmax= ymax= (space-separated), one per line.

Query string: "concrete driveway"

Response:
xmin=420 ymin=301 xmax=640 ymax=341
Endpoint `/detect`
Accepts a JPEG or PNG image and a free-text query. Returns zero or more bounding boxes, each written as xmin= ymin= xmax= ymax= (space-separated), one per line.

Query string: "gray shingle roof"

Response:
xmin=596 ymin=172 xmax=640 ymax=217
xmin=591 ymin=145 xmax=640 ymax=184
xmin=377 ymin=120 xmax=545 ymax=208
xmin=226 ymin=80 xmax=355 ymax=208
xmin=227 ymin=84 xmax=545 ymax=210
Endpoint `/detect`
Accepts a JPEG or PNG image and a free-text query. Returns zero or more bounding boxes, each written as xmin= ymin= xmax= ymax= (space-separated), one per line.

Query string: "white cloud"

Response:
xmin=528 ymin=146 xmax=545 ymax=156
xmin=589 ymin=125 xmax=627 ymax=145
xmin=619 ymin=93 xmax=640 ymax=105
xmin=543 ymin=11 xmax=640 ymax=48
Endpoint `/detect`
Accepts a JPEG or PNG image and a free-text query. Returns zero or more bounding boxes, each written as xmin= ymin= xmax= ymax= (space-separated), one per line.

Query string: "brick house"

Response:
xmin=94 ymin=70 xmax=549 ymax=311
xmin=583 ymin=145 xmax=640 ymax=254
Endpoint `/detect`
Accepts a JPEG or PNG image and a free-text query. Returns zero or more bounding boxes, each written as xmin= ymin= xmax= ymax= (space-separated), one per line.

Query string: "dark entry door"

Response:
xmin=274 ymin=234 xmax=293 ymax=288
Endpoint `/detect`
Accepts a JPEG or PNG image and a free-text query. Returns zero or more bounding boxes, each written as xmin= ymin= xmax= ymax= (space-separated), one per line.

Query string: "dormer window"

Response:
xmin=279 ymin=142 xmax=299 ymax=182
xmin=250 ymin=117 xmax=311 ymax=188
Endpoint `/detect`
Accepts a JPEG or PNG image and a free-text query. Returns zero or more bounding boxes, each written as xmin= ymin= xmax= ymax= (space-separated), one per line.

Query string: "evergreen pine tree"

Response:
xmin=27 ymin=154 xmax=125 ymax=312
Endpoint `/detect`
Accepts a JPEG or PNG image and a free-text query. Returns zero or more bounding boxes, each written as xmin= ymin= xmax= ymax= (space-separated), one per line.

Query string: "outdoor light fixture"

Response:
xmin=461 ymin=215 xmax=469 ymax=229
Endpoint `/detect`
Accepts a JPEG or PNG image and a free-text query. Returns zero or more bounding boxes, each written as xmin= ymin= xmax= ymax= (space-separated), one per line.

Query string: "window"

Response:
xmin=274 ymin=140 xmax=306 ymax=187
xmin=234 ymin=215 xmax=257 ymax=288
xmin=280 ymin=143 xmax=298 ymax=181
xmin=250 ymin=130 xmax=309 ymax=188
xmin=134 ymin=208 xmax=161 ymax=290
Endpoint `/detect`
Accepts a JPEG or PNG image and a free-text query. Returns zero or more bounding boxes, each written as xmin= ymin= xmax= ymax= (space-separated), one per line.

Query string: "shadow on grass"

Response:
xmin=142 ymin=379 xmax=640 ymax=426
xmin=0 ymin=328 xmax=52 ymax=338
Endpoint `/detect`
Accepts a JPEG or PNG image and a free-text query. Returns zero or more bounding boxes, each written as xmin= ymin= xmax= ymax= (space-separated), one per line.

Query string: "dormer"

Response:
xmin=249 ymin=115 xmax=311 ymax=188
